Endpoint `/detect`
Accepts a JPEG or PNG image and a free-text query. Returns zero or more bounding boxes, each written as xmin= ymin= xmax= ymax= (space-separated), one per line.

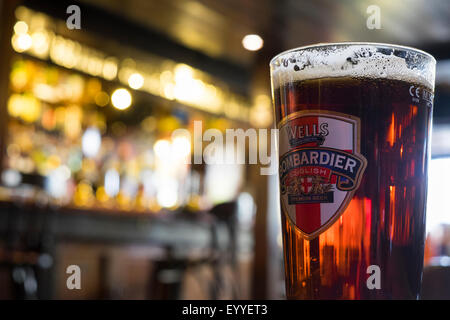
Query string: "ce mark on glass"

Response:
xmin=410 ymin=85 xmax=434 ymax=105
xmin=409 ymin=85 xmax=422 ymax=103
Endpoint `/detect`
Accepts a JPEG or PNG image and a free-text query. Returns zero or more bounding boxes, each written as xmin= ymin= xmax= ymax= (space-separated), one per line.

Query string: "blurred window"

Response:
xmin=427 ymin=157 xmax=450 ymax=232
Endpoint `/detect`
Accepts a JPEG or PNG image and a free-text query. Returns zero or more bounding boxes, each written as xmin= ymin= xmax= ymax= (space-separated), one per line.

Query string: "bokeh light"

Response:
xmin=12 ymin=33 xmax=32 ymax=52
xmin=128 ymin=73 xmax=144 ymax=89
xmin=111 ymin=88 xmax=132 ymax=110
xmin=81 ymin=127 xmax=102 ymax=158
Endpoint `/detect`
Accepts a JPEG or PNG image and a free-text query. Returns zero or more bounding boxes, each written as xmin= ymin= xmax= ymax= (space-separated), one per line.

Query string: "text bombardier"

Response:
xmin=279 ymin=147 xmax=364 ymax=190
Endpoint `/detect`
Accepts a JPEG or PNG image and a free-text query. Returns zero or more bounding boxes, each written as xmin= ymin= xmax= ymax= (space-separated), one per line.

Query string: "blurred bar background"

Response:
xmin=0 ymin=0 xmax=449 ymax=299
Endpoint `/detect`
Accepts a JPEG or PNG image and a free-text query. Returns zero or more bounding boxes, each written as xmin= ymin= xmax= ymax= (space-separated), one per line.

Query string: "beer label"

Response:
xmin=279 ymin=110 xmax=367 ymax=239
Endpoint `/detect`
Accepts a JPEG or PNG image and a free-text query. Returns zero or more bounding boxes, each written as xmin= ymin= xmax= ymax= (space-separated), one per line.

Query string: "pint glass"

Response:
xmin=270 ymin=43 xmax=436 ymax=299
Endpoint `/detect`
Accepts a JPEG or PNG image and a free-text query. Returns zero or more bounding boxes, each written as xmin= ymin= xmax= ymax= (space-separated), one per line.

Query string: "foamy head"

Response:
xmin=270 ymin=43 xmax=436 ymax=90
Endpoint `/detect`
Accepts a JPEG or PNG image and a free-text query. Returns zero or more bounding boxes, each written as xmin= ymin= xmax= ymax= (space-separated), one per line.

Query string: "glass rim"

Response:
xmin=270 ymin=42 xmax=436 ymax=66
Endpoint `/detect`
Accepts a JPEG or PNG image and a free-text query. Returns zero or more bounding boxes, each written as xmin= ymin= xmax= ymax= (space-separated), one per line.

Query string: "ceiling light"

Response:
xmin=242 ymin=34 xmax=263 ymax=51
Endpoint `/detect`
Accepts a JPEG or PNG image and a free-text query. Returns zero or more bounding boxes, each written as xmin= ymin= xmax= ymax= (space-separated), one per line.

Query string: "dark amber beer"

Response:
xmin=270 ymin=43 xmax=435 ymax=299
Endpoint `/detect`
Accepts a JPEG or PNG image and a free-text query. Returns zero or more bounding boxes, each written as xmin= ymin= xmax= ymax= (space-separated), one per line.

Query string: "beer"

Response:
xmin=270 ymin=44 xmax=435 ymax=299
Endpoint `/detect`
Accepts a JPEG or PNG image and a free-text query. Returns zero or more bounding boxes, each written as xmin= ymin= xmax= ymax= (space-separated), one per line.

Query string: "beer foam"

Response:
xmin=270 ymin=43 xmax=435 ymax=90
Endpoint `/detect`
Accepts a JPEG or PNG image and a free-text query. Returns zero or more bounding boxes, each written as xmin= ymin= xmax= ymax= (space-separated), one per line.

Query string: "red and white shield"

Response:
xmin=278 ymin=110 xmax=367 ymax=239
xmin=299 ymin=177 xmax=313 ymax=193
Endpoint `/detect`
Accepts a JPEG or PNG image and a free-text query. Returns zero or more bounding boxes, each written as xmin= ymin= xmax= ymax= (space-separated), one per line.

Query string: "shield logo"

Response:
xmin=278 ymin=110 xmax=367 ymax=239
